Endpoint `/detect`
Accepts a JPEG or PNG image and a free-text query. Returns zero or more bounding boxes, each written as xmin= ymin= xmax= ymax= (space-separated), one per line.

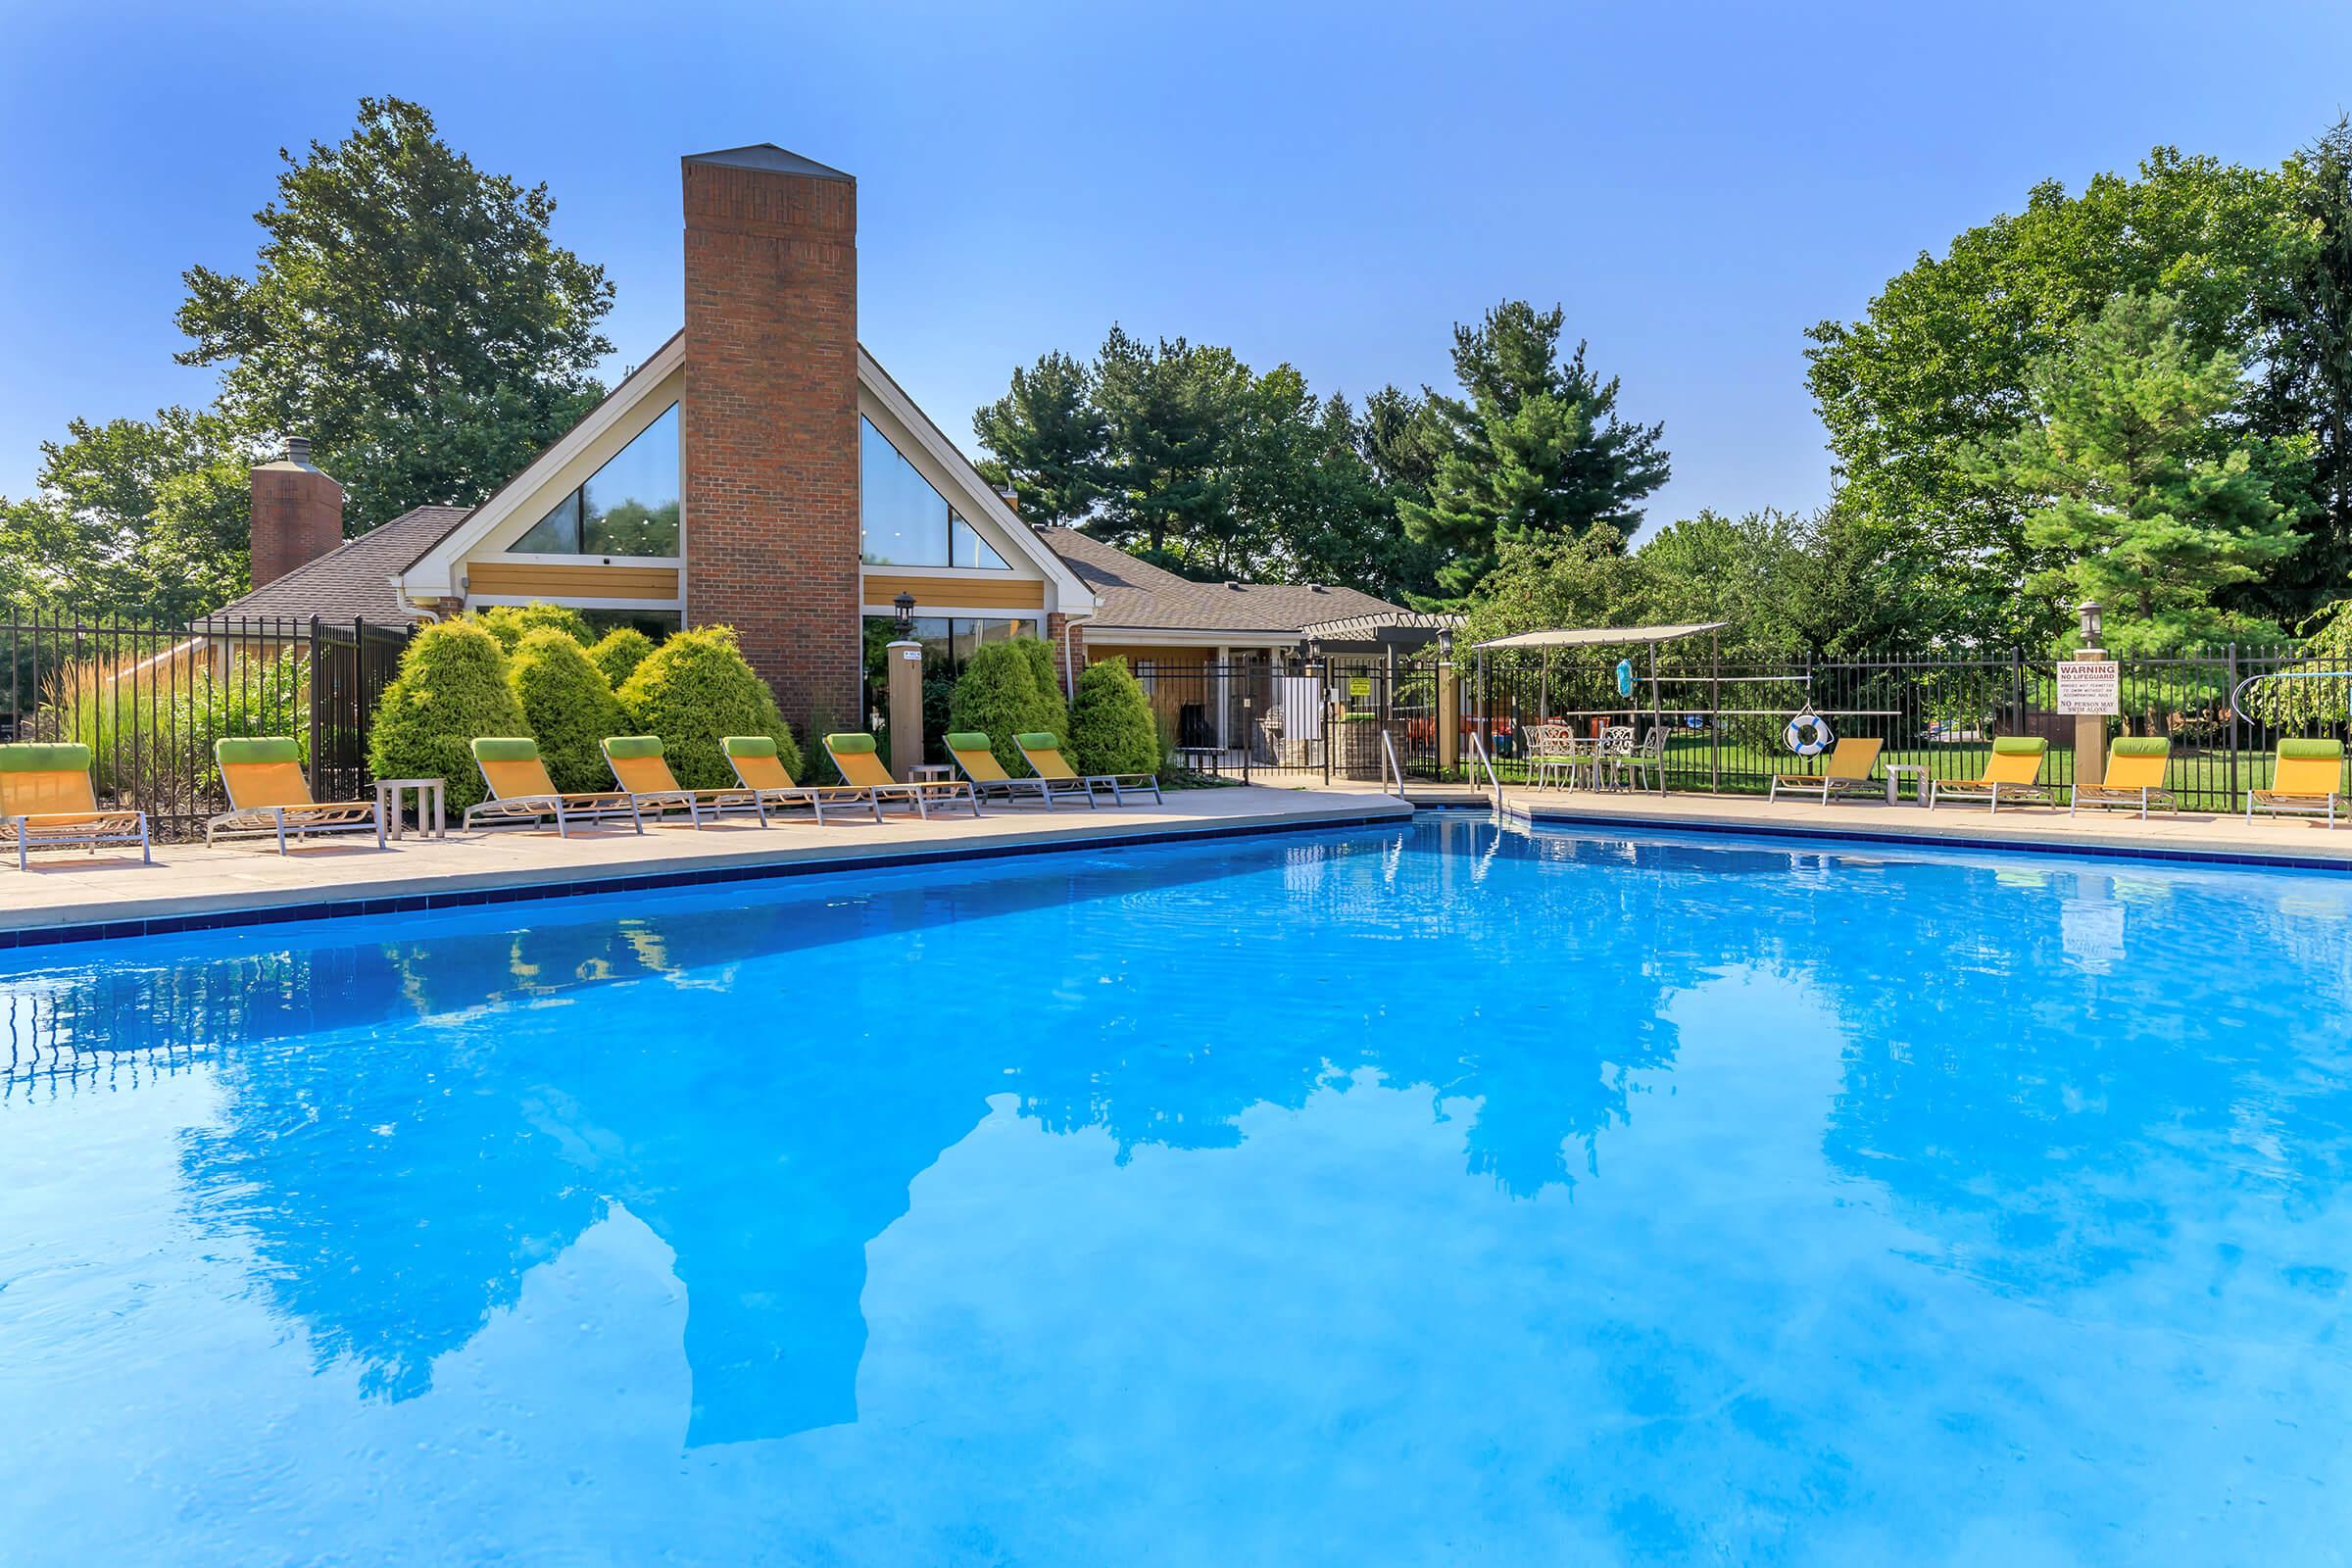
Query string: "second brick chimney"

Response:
xmin=249 ymin=437 xmax=345 ymax=589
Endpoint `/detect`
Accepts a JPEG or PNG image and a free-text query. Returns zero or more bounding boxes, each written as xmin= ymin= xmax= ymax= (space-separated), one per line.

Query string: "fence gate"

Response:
xmin=307 ymin=618 xmax=413 ymax=808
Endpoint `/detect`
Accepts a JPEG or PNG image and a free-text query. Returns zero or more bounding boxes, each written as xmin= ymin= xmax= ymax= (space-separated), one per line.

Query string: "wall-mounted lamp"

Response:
xmin=894 ymin=591 xmax=916 ymax=634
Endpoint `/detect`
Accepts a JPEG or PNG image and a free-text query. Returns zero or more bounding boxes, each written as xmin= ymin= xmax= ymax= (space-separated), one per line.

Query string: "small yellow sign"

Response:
xmin=1348 ymin=677 xmax=1372 ymax=698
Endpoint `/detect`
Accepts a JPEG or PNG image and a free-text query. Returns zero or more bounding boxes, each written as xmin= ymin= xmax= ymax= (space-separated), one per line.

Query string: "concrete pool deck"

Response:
xmin=0 ymin=786 xmax=1413 ymax=946
xmin=1484 ymin=784 xmax=2352 ymax=870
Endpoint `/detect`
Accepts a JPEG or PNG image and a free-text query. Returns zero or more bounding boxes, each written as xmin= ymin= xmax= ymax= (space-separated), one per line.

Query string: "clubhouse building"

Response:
xmin=218 ymin=144 xmax=1410 ymax=729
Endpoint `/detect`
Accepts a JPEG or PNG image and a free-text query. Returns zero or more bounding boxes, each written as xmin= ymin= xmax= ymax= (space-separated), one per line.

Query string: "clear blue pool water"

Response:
xmin=5 ymin=816 xmax=2352 ymax=1565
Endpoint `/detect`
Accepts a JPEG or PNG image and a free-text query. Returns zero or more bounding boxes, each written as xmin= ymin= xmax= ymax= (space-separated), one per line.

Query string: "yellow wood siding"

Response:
xmin=469 ymin=563 xmax=681 ymax=600
xmin=860 ymin=572 xmax=1044 ymax=611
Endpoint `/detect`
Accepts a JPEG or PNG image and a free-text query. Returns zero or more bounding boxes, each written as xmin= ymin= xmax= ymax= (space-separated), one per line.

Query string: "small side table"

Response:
xmin=909 ymin=763 xmax=956 ymax=785
xmin=1884 ymin=764 xmax=1928 ymax=807
xmin=375 ymin=777 xmax=447 ymax=840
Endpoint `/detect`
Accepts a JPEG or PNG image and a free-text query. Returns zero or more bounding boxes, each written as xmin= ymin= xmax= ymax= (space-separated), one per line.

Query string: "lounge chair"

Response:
xmin=1769 ymin=737 xmax=1883 ymax=806
xmin=945 ymin=731 xmax=1093 ymax=808
xmin=0 ymin=743 xmax=150 ymax=871
xmin=600 ymin=736 xmax=744 ymax=828
xmin=1928 ymin=736 xmax=2054 ymax=813
xmin=2070 ymin=737 xmax=2176 ymax=819
xmin=207 ymin=737 xmax=385 ymax=853
xmin=1014 ymin=731 xmax=1163 ymax=806
xmin=720 ymin=735 xmax=883 ymax=824
xmin=2246 ymin=738 xmax=2346 ymax=827
xmin=465 ymin=738 xmax=644 ymax=836
xmin=823 ymin=733 xmax=981 ymax=818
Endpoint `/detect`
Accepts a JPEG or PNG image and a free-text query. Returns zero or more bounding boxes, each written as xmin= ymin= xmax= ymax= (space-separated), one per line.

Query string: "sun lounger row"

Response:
xmin=0 ymin=728 xmax=1164 ymax=866
xmin=1770 ymin=735 xmax=2348 ymax=822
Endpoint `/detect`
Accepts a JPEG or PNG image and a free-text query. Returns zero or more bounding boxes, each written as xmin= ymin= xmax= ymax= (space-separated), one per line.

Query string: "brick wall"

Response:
xmin=1045 ymin=612 xmax=1085 ymax=696
xmin=681 ymin=153 xmax=860 ymax=731
xmin=249 ymin=455 xmax=343 ymax=589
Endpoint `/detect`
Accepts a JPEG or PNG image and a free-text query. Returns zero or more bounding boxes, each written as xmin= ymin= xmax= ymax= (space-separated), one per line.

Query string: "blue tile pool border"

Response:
xmin=1501 ymin=801 xmax=2352 ymax=875
xmin=0 ymin=809 xmax=1411 ymax=953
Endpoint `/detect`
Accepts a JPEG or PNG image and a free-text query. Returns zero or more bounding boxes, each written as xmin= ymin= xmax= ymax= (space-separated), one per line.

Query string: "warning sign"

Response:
xmin=2054 ymin=661 xmax=2120 ymax=715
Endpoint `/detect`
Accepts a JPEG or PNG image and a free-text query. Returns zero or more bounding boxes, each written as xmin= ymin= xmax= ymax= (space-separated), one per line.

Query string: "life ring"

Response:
xmin=1784 ymin=706 xmax=1837 ymax=757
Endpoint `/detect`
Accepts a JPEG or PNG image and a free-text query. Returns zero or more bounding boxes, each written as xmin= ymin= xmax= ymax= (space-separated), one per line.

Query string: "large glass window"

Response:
xmin=860 ymin=417 xmax=1008 ymax=569
xmin=512 ymin=404 xmax=681 ymax=557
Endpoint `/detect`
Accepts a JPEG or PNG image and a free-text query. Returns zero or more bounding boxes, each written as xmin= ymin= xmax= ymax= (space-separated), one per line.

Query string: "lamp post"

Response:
xmin=2071 ymin=599 xmax=2109 ymax=791
xmin=887 ymin=593 xmax=922 ymax=782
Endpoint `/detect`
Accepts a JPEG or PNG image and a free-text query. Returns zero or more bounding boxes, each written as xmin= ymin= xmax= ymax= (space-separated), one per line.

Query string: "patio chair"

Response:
xmin=601 ymin=735 xmax=756 ymax=828
xmin=1592 ymin=726 xmax=1637 ymax=792
xmin=2246 ymin=738 xmax=2346 ymax=827
xmin=945 ymin=731 xmax=1093 ymax=808
xmin=720 ymin=736 xmax=881 ymax=825
xmin=824 ymin=733 xmax=982 ymax=818
xmin=2070 ymin=737 xmax=2177 ymax=820
xmin=1769 ymin=737 xmax=1884 ymax=806
xmin=0 ymin=742 xmax=150 ymax=871
xmin=1619 ymin=727 xmax=1668 ymax=795
xmin=1525 ymin=722 xmax=1584 ymax=791
xmin=1015 ymin=732 xmax=1164 ymax=806
xmin=465 ymin=738 xmax=644 ymax=837
xmin=1928 ymin=736 xmax=2054 ymax=813
xmin=207 ymin=737 xmax=384 ymax=853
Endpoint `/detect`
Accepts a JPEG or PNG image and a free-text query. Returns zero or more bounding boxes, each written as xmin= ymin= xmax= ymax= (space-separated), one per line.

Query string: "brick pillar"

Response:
xmin=681 ymin=145 xmax=860 ymax=731
xmin=249 ymin=437 xmax=344 ymax=589
xmin=1046 ymin=612 xmax=1085 ymax=696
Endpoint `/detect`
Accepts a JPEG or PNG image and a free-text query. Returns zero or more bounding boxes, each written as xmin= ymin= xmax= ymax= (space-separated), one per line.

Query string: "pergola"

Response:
xmin=1470 ymin=620 xmax=1734 ymax=788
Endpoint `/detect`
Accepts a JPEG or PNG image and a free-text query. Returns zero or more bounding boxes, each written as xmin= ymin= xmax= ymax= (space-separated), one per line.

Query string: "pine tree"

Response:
xmin=1399 ymin=302 xmax=1669 ymax=604
xmin=972 ymin=350 xmax=1109 ymax=525
xmin=1998 ymin=291 xmax=2309 ymax=653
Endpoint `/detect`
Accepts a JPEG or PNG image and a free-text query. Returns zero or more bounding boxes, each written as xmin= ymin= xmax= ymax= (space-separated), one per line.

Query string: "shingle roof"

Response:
xmin=1039 ymin=527 xmax=1405 ymax=635
xmin=199 ymin=505 xmax=472 ymax=627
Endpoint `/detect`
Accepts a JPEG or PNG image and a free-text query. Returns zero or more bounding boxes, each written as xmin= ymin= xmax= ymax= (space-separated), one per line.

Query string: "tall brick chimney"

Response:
xmin=249 ymin=436 xmax=345 ymax=589
xmin=681 ymin=144 xmax=860 ymax=731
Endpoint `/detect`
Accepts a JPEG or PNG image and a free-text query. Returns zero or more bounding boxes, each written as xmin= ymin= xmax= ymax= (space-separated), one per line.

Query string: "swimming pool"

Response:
xmin=5 ymin=816 xmax=2350 ymax=1565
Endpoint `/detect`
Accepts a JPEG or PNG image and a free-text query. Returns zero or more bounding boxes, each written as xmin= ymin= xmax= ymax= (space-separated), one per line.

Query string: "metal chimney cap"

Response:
xmin=284 ymin=436 xmax=313 ymax=465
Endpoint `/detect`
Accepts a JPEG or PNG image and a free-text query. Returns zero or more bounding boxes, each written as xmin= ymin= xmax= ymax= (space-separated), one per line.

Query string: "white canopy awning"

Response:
xmin=1471 ymin=621 xmax=1729 ymax=652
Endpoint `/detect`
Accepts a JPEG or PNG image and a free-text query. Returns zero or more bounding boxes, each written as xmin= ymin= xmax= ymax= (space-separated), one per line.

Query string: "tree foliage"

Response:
xmin=614 ymin=625 xmax=800 ymax=790
xmin=972 ymin=349 xmax=1108 ymax=526
xmin=175 ymin=96 xmax=614 ymax=535
xmin=1992 ymin=292 xmax=2308 ymax=653
xmin=1069 ymin=658 xmax=1162 ymax=776
xmin=508 ymin=627 xmax=629 ymax=794
xmin=366 ymin=619 xmax=527 ymax=812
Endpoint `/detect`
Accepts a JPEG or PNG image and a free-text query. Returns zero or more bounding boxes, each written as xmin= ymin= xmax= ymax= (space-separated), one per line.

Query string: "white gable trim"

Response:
xmin=858 ymin=347 xmax=1094 ymax=609
xmin=399 ymin=332 xmax=688 ymax=602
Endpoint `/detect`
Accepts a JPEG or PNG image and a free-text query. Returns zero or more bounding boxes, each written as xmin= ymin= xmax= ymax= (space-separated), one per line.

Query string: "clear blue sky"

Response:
xmin=3 ymin=0 xmax=2348 ymax=528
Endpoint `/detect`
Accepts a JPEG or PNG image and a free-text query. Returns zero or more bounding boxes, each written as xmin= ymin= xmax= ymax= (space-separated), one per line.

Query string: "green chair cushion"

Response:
xmin=721 ymin=735 xmax=777 ymax=760
xmin=1991 ymin=736 xmax=2047 ymax=757
xmin=603 ymin=735 xmax=665 ymax=760
xmin=826 ymin=733 xmax=877 ymax=755
xmin=0 ymin=742 xmax=93 ymax=773
xmin=471 ymin=737 xmax=542 ymax=762
xmin=1015 ymin=732 xmax=1062 ymax=750
xmin=215 ymin=737 xmax=300 ymax=766
xmin=944 ymin=732 xmax=992 ymax=751
xmin=2108 ymin=737 xmax=2171 ymax=759
xmin=2279 ymin=738 xmax=2346 ymax=761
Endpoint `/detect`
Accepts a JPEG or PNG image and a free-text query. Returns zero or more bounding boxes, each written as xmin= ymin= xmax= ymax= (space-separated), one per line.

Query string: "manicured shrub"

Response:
xmin=615 ymin=624 xmax=801 ymax=789
xmin=367 ymin=619 xmax=527 ymax=811
xmin=1069 ymin=657 xmax=1163 ymax=776
xmin=588 ymin=625 xmax=655 ymax=690
xmin=509 ymin=628 xmax=629 ymax=794
xmin=800 ymin=698 xmax=847 ymax=785
xmin=472 ymin=601 xmax=593 ymax=652
xmin=949 ymin=638 xmax=1067 ymax=774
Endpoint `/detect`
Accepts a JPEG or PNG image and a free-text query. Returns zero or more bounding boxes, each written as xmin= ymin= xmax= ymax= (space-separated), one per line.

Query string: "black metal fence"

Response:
xmin=1 ymin=613 xmax=412 ymax=842
xmin=1466 ymin=643 xmax=2350 ymax=811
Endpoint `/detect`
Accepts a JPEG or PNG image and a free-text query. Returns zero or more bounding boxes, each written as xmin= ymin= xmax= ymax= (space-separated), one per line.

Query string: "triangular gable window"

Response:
xmin=860 ymin=416 xmax=1008 ymax=568
xmin=512 ymin=404 xmax=681 ymax=557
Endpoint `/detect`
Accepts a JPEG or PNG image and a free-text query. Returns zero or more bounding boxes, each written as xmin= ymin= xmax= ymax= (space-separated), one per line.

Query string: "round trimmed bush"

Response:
xmin=510 ymin=628 xmax=629 ymax=794
xmin=1070 ymin=657 xmax=1162 ymax=776
xmin=615 ymin=624 xmax=802 ymax=789
xmin=472 ymin=601 xmax=593 ymax=652
xmin=949 ymin=638 xmax=1067 ymax=774
xmin=588 ymin=626 xmax=655 ymax=690
xmin=367 ymin=619 xmax=527 ymax=812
